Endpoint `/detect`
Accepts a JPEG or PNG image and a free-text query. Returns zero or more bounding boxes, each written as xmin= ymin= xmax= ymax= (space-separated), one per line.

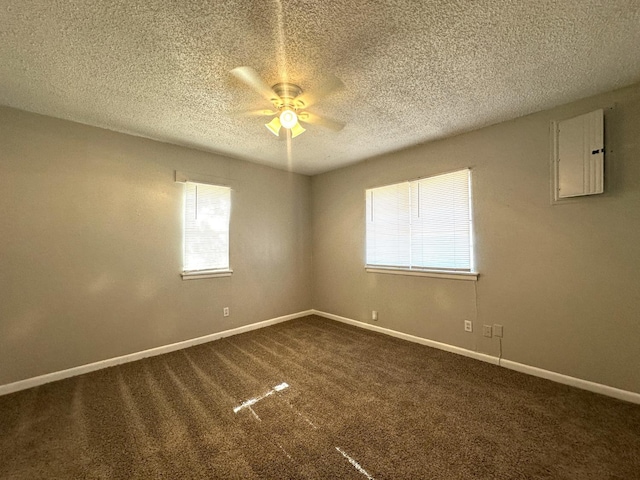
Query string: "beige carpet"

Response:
xmin=1 ymin=315 xmax=639 ymax=479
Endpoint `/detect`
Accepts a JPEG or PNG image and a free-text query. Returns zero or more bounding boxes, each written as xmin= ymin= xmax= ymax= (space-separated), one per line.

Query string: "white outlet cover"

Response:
xmin=464 ymin=320 xmax=472 ymax=332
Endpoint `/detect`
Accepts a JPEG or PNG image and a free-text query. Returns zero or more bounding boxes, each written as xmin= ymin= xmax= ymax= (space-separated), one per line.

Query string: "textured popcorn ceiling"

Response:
xmin=1 ymin=1 xmax=640 ymax=175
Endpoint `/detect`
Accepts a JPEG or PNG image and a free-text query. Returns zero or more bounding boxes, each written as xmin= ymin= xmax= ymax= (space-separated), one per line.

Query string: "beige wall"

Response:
xmin=0 ymin=107 xmax=312 ymax=385
xmin=311 ymin=83 xmax=640 ymax=394
xmin=3 ymin=83 xmax=640 ymax=395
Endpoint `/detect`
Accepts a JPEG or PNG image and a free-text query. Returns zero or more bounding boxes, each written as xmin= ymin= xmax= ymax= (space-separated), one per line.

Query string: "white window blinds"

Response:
xmin=183 ymin=182 xmax=231 ymax=273
xmin=366 ymin=182 xmax=411 ymax=268
xmin=366 ymin=169 xmax=472 ymax=271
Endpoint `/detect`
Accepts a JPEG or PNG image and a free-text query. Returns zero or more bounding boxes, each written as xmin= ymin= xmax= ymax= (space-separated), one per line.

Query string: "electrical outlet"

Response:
xmin=464 ymin=320 xmax=472 ymax=332
xmin=493 ymin=324 xmax=503 ymax=338
xmin=372 ymin=310 xmax=378 ymax=321
xmin=483 ymin=325 xmax=492 ymax=338
xmin=223 ymin=307 xmax=229 ymax=317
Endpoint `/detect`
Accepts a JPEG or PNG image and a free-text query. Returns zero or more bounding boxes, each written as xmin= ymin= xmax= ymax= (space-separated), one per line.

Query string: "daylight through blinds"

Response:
xmin=184 ymin=182 xmax=231 ymax=272
xmin=366 ymin=169 xmax=472 ymax=271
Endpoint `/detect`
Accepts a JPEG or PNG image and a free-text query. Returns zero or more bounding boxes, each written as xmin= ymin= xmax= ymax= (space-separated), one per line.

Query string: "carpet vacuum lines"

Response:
xmin=4 ymin=316 xmax=639 ymax=478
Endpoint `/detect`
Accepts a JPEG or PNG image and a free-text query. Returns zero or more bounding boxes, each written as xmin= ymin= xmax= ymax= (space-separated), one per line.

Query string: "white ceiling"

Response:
xmin=1 ymin=1 xmax=640 ymax=175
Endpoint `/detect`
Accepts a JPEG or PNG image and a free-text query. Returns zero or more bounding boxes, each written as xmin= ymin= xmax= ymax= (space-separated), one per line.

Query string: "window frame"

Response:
xmin=365 ymin=169 xmax=478 ymax=281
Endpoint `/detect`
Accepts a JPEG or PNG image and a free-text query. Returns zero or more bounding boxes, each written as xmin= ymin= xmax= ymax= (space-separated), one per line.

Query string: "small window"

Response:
xmin=366 ymin=169 xmax=473 ymax=274
xmin=182 ymin=182 xmax=232 ymax=279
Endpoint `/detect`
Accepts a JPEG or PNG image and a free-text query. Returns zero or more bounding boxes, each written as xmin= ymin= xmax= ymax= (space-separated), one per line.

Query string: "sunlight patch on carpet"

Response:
xmin=233 ymin=382 xmax=290 ymax=414
xmin=336 ymin=447 xmax=375 ymax=479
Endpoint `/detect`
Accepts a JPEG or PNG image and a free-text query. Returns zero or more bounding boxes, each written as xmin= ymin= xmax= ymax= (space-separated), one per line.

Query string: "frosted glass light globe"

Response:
xmin=279 ymin=109 xmax=297 ymax=129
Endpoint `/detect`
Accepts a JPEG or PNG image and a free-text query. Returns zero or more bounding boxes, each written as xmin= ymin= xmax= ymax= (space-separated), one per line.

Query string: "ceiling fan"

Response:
xmin=230 ymin=66 xmax=345 ymax=139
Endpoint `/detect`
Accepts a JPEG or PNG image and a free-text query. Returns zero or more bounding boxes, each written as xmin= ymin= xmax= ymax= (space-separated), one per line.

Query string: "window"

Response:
xmin=182 ymin=182 xmax=232 ymax=279
xmin=366 ymin=169 xmax=474 ymax=278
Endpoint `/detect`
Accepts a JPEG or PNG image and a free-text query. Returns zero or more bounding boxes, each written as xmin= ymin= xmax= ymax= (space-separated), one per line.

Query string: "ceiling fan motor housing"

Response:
xmin=272 ymin=83 xmax=304 ymax=109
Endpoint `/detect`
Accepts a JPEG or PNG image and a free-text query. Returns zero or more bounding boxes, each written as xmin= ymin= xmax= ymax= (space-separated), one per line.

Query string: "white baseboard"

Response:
xmin=314 ymin=310 xmax=499 ymax=365
xmin=312 ymin=310 xmax=640 ymax=405
xmin=0 ymin=310 xmax=314 ymax=397
xmin=4 ymin=308 xmax=639 ymax=405
xmin=499 ymin=359 xmax=640 ymax=404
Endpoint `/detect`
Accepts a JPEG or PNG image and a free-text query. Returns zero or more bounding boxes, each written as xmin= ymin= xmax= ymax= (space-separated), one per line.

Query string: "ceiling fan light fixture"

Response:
xmin=279 ymin=108 xmax=298 ymax=129
xmin=265 ymin=116 xmax=282 ymax=136
xmin=231 ymin=67 xmax=343 ymax=140
xmin=291 ymin=122 xmax=306 ymax=138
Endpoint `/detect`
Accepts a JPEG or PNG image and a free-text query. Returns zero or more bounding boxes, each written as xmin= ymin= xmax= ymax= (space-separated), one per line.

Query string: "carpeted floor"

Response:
xmin=1 ymin=315 xmax=639 ymax=479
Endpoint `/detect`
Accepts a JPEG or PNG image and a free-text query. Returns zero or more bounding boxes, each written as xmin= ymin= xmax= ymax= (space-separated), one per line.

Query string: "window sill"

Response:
xmin=365 ymin=266 xmax=478 ymax=281
xmin=181 ymin=269 xmax=233 ymax=280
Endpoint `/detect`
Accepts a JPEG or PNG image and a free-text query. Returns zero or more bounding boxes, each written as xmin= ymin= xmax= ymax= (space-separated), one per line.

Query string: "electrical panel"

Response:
xmin=554 ymin=109 xmax=604 ymax=200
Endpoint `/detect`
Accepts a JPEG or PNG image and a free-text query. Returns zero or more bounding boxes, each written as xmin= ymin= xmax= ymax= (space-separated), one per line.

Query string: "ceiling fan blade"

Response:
xmin=231 ymin=67 xmax=281 ymax=104
xmin=298 ymin=111 xmax=345 ymax=132
xmin=230 ymin=109 xmax=277 ymax=117
xmin=293 ymin=74 xmax=344 ymax=109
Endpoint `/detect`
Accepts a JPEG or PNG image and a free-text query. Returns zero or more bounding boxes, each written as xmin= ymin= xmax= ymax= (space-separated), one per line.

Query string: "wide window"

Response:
xmin=366 ymin=169 xmax=473 ymax=274
xmin=182 ymin=182 xmax=232 ymax=279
